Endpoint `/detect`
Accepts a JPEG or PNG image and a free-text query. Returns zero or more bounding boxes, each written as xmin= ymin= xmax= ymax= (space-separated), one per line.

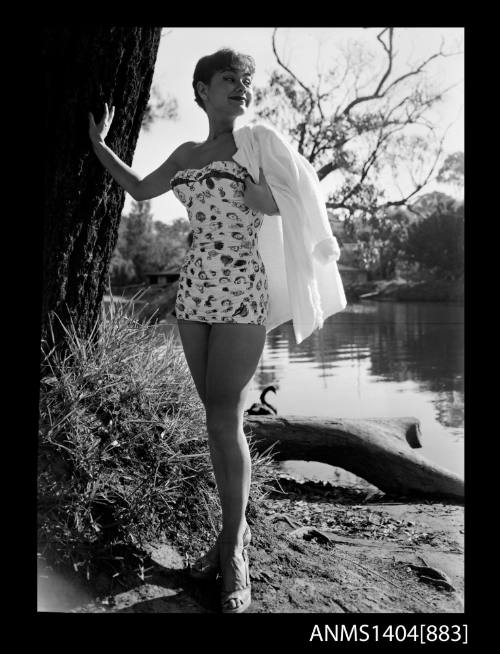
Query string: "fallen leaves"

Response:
xmin=262 ymin=477 xmax=458 ymax=549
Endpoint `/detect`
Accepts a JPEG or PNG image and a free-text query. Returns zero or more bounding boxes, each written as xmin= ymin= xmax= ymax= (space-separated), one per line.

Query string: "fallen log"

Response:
xmin=243 ymin=416 xmax=463 ymax=501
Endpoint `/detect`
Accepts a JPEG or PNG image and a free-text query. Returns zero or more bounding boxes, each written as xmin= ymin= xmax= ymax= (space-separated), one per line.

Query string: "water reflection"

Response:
xmin=161 ymin=301 xmax=464 ymax=476
xmin=266 ymin=302 xmax=464 ymax=428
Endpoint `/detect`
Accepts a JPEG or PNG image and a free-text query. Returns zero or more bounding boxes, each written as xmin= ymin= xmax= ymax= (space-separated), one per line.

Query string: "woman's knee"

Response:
xmin=206 ymin=406 xmax=244 ymax=441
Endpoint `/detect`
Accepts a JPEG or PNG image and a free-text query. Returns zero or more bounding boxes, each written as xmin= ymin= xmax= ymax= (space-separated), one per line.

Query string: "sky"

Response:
xmin=123 ymin=27 xmax=464 ymax=224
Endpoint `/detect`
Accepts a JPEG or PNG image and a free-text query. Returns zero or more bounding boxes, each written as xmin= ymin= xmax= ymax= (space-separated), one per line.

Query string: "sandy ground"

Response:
xmin=38 ymin=477 xmax=464 ymax=614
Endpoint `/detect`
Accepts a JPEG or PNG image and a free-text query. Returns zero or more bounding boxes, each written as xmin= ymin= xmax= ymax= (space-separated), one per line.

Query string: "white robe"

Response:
xmin=232 ymin=122 xmax=347 ymax=345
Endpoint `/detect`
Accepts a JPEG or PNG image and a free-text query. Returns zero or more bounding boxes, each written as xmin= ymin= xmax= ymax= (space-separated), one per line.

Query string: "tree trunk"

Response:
xmin=42 ymin=26 xmax=162 ymax=362
xmin=244 ymin=415 xmax=463 ymax=500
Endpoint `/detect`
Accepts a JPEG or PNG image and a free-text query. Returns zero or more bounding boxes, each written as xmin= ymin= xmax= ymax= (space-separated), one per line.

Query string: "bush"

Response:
xmin=38 ymin=296 xmax=277 ymax=582
xmin=404 ymin=206 xmax=464 ymax=280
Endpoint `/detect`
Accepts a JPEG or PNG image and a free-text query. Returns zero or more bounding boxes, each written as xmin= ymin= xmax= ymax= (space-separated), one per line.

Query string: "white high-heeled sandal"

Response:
xmin=219 ymin=543 xmax=252 ymax=614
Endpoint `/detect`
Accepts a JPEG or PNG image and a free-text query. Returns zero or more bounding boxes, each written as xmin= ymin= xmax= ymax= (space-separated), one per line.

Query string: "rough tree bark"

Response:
xmin=42 ymin=26 xmax=162 ymax=362
xmin=244 ymin=415 xmax=463 ymax=500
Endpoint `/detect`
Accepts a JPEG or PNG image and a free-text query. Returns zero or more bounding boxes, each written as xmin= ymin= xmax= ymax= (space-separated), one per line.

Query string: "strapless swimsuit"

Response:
xmin=171 ymin=159 xmax=269 ymax=326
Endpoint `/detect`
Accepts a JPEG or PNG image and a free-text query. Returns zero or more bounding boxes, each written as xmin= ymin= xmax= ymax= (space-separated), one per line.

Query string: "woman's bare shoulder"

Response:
xmin=171 ymin=141 xmax=199 ymax=170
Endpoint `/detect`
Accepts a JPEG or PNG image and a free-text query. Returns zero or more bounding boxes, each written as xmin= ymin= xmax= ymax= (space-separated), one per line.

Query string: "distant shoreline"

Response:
xmin=104 ymin=277 xmax=464 ymax=326
xmin=344 ymin=278 xmax=464 ymax=303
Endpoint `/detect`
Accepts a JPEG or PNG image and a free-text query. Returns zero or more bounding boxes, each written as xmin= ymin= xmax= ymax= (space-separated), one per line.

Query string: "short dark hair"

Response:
xmin=192 ymin=48 xmax=256 ymax=111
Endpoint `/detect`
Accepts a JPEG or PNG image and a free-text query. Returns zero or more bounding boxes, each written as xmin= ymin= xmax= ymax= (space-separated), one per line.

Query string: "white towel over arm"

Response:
xmin=233 ymin=123 xmax=347 ymax=344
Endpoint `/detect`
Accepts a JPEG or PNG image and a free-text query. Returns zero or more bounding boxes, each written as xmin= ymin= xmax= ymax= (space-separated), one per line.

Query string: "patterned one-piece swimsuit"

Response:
xmin=171 ymin=159 xmax=269 ymax=326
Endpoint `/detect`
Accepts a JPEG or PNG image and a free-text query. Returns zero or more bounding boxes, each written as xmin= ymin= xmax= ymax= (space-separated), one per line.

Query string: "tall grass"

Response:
xmin=38 ymin=293 xmax=278 ymax=582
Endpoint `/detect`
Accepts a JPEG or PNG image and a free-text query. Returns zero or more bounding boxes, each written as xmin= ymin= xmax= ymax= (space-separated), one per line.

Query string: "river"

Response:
xmin=159 ymin=300 xmax=464 ymax=485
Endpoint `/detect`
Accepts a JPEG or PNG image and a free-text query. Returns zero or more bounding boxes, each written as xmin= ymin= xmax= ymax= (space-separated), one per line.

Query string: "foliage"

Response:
xmin=150 ymin=218 xmax=192 ymax=271
xmin=141 ymin=31 xmax=179 ymax=130
xmin=344 ymin=192 xmax=463 ymax=280
xmin=352 ymin=207 xmax=413 ymax=279
xmin=403 ymin=204 xmax=464 ymax=280
xmin=123 ymin=200 xmax=156 ymax=281
xmin=436 ymin=151 xmax=464 ymax=187
xmin=110 ymin=201 xmax=191 ymax=285
xmin=411 ymin=191 xmax=460 ymax=218
xmin=109 ymin=218 xmax=136 ymax=285
xmin=38 ymin=295 xmax=278 ymax=580
xmin=142 ymin=85 xmax=179 ymax=131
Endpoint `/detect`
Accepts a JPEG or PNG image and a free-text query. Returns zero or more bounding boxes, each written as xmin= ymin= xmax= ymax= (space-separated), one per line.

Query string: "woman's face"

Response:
xmin=198 ymin=67 xmax=253 ymax=117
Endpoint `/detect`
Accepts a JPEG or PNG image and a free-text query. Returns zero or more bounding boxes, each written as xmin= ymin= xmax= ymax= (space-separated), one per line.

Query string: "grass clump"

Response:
xmin=38 ymin=293 xmax=277 ymax=585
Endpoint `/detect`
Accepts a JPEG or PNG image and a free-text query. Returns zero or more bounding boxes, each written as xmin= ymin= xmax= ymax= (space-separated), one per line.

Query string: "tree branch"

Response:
xmin=337 ymin=130 xmax=390 ymax=205
xmin=342 ymin=27 xmax=394 ymax=115
xmin=262 ymin=27 xmax=462 ymax=218
xmin=342 ymin=28 xmax=462 ymax=117
xmin=317 ymin=160 xmax=341 ymax=181
xmin=374 ymin=28 xmax=394 ymax=95
xmin=297 ymin=121 xmax=308 ymax=155
xmin=383 ymin=48 xmax=463 ymax=96
xmin=327 ymin=129 xmax=448 ymax=215
xmin=272 ymin=28 xmax=315 ymax=111
xmin=382 ymin=133 xmax=446 ymax=209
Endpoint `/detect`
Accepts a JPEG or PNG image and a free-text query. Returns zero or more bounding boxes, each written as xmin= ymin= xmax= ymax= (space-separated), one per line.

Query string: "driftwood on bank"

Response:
xmin=243 ymin=415 xmax=463 ymax=501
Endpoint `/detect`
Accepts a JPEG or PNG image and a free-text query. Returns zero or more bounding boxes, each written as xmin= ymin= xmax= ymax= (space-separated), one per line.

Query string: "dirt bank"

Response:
xmin=38 ymin=478 xmax=463 ymax=614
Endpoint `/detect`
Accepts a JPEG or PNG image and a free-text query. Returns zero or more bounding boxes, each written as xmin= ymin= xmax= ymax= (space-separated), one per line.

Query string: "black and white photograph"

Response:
xmin=39 ymin=26 xmax=465 ymax=620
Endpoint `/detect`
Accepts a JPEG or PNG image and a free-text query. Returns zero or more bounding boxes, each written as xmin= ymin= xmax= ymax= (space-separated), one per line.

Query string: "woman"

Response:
xmin=89 ymin=49 xmax=280 ymax=614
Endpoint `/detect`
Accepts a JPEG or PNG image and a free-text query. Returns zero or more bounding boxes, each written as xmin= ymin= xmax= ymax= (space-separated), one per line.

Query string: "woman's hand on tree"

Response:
xmin=243 ymin=167 xmax=279 ymax=215
xmin=88 ymin=102 xmax=115 ymax=146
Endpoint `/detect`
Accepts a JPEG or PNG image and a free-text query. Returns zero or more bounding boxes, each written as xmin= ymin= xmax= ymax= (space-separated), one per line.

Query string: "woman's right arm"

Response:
xmin=89 ymin=103 xmax=189 ymax=202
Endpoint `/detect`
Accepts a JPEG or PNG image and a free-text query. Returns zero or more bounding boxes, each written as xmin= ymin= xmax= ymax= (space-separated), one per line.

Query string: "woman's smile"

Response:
xmin=229 ymin=95 xmax=247 ymax=106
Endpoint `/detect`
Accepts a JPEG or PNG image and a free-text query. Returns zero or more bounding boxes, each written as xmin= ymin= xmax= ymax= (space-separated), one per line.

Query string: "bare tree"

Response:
xmin=253 ymin=28 xmax=463 ymax=222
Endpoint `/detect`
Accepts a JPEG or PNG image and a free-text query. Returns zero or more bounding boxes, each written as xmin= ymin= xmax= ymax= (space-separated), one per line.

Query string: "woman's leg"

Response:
xmin=176 ymin=319 xmax=228 ymax=544
xmin=204 ymin=323 xmax=267 ymax=544
xmin=176 ymin=319 xmax=211 ymax=406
